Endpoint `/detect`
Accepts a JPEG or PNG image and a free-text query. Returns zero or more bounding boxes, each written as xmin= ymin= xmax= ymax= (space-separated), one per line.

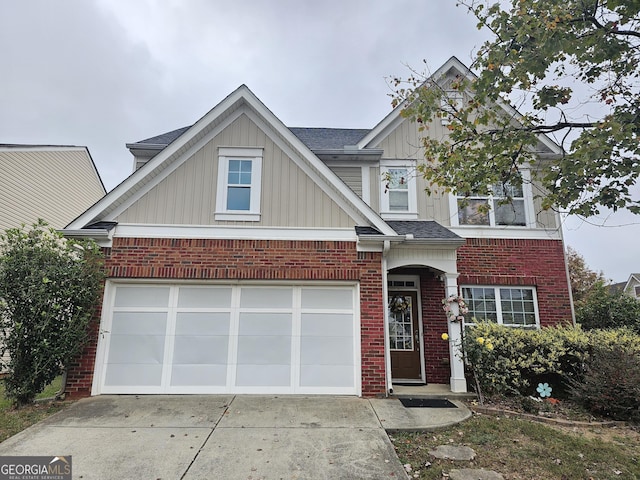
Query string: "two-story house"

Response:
xmin=63 ymin=57 xmax=573 ymax=398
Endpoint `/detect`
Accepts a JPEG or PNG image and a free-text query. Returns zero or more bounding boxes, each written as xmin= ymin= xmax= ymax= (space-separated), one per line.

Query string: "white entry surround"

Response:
xmin=386 ymin=244 xmax=467 ymax=393
xmin=92 ymin=281 xmax=360 ymax=395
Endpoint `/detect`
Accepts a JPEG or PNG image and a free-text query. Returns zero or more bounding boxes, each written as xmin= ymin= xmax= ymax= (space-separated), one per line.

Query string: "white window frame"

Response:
xmin=380 ymin=160 xmax=418 ymax=220
xmin=440 ymin=91 xmax=464 ymax=126
xmin=461 ymin=285 xmax=540 ymax=329
xmin=449 ymin=170 xmax=535 ymax=229
xmin=215 ymin=147 xmax=263 ymax=221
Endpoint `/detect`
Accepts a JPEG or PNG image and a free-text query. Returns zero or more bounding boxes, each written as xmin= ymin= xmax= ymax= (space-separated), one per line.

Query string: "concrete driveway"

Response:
xmin=0 ymin=395 xmax=409 ymax=479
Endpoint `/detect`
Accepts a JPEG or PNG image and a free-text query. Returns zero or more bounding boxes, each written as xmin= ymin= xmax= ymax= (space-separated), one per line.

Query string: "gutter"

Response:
xmin=313 ymin=148 xmax=383 ymax=156
xmin=125 ymin=143 xmax=166 ymax=151
xmin=60 ymin=229 xmax=111 ymax=240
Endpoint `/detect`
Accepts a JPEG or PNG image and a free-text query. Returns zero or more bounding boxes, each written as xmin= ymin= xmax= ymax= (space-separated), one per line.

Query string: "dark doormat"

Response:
xmin=399 ymin=397 xmax=458 ymax=408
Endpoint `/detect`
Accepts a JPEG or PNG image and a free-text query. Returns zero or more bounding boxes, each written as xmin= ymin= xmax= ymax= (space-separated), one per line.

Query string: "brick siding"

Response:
xmin=457 ymin=238 xmax=573 ymax=326
xmin=65 ymin=237 xmax=386 ymax=398
xmin=391 ymin=238 xmax=572 ymax=387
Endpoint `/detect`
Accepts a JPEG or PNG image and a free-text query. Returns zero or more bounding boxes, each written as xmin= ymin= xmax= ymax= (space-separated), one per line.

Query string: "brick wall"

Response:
xmin=65 ymin=237 xmax=386 ymax=398
xmin=419 ymin=272 xmax=450 ymax=384
xmin=457 ymin=238 xmax=572 ymax=326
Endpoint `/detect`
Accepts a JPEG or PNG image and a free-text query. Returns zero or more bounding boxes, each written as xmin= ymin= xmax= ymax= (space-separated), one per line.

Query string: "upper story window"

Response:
xmin=440 ymin=91 xmax=464 ymax=126
xmin=215 ymin=147 xmax=263 ymax=221
xmin=452 ymin=172 xmax=534 ymax=228
xmin=462 ymin=286 xmax=539 ymax=328
xmin=380 ymin=160 xmax=417 ymax=220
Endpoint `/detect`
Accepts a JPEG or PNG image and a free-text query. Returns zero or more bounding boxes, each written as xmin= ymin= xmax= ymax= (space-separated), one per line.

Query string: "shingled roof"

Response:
xmin=131 ymin=126 xmax=371 ymax=152
xmin=289 ymin=128 xmax=370 ymax=150
xmin=386 ymin=220 xmax=462 ymax=240
xmin=136 ymin=126 xmax=191 ymax=145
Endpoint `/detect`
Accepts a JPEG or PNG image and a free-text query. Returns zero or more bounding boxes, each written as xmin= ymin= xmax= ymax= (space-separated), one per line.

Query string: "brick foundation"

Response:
xmin=65 ymin=237 xmax=386 ymax=398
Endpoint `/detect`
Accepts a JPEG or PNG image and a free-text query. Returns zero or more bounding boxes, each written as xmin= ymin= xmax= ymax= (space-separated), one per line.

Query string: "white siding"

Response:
xmin=0 ymin=148 xmax=105 ymax=231
xmin=329 ymin=166 xmax=362 ymax=196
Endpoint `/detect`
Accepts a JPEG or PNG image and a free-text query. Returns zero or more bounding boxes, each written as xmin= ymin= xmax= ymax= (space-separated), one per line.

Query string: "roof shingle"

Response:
xmin=386 ymin=220 xmax=461 ymax=240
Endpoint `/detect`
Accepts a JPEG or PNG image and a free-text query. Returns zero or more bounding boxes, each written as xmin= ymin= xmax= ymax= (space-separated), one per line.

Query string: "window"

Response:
xmin=380 ymin=161 xmax=417 ymax=219
xmin=215 ymin=147 xmax=263 ymax=221
xmin=387 ymin=168 xmax=409 ymax=211
xmin=634 ymin=285 xmax=640 ymax=298
xmin=456 ymin=179 xmax=528 ymax=227
xmin=462 ymin=286 xmax=539 ymax=328
xmin=440 ymin=91 xmax=464 ymax=126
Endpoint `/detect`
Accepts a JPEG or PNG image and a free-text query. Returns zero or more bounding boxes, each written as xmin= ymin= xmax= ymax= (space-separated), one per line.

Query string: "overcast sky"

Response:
xmin=1 ymin=0 xmax=638 ymax=282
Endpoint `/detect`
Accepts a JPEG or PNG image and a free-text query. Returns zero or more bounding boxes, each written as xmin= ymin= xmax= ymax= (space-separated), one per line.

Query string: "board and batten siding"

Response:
xmin=374 ymin=115 xmax=560 ymax=230
xmin=116 ymin=114 xmax=356 ymax=228
xmin=0 ymin=148 xmax=105 ymax=231
xmin=374 ymin=116 xmax=452 ymax=226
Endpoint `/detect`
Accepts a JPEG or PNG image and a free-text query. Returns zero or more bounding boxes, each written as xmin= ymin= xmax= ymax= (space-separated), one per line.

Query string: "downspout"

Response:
xmin=560 ymin=226 xmax=577 ymax=326
xmin=381 ymin=240 xmax=393 ymax=396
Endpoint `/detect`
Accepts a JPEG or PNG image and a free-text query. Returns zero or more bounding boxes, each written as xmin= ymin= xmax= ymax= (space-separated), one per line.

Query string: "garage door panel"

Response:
xmin=236 ymin=365 xmax=290 ymax=386
xmin=175 ymin=312 xmax=230 ymax=335
xmin=240 ymin=288 xmax=293 ymax=308
xmin=114 ymin=286 xmax=171 ymax=308
xmin=237 ymin=336 xmax=291 ymax=364
xmin=170 ymin=365 xmax=227 ymax=386
xmin=239 ymin=313 xmax=292 ymax=336
xmin=112 ymin=312 xmax=167 ymax=335
xmin=172 ymin=336 xmax=229 ymax=364
xmin=177 ymin=287 xmax=232 ymax=308
xmin=301 ymin=288 xmax=353 ymax=309
xmin=300 ymin=366 xmax=354 ymax=387
xmin=108 ymin=335 xmax=166 ymax=364
xmin=300 ymin=337 xmax=353 ymax=365
xmin=105 ymin=364 xmax=163 ymax=387
xmin=300 ymin=313 xmax=353 ymax=336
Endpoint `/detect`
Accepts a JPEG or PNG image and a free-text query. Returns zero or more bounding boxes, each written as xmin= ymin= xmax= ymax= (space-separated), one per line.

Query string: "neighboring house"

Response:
xmin=611 ymin=274 xmax=640 ymax=299
xmin=0 ymin=145 xmax=105 ymax=231
xmin=62 ymin=57 xmax=573 ymax=398
xmin=0 ymin=144 xmax=106 ymax=371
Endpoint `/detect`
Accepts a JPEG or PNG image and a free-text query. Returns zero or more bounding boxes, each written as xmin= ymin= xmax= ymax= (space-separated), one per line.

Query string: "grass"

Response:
xmin=391 ymin=412 xmax=640 ymax=480
xmin=0 ymin=375 xmax=71 ymax=443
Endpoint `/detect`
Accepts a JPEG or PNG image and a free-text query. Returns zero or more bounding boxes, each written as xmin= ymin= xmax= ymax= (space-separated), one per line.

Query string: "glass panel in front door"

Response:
xmin=389 ymin=295 xmax=413 ymax=350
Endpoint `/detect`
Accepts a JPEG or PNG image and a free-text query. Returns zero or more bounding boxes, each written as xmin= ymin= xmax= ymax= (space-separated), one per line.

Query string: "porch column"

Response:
xmin=444 ymin=273 xmax=467 ymax=393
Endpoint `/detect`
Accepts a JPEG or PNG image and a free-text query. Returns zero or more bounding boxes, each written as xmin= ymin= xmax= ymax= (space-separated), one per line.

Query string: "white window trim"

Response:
xmin=215 ymin=147 xmax=263 ymax=221
xmin=380 ymin=160 xmax=418 ymax=220
xmin=462 ymin=285 xmax=540 ymax=329
xmin=449 ymin=170 xmax=536 ymax=229
xmin=441 ymin=91 xmax=464 ymax=126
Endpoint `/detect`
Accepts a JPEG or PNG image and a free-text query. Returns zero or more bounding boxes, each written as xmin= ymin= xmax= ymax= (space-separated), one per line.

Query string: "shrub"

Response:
xmin=462 ymin=323 xmax=640 ymax=403
xmin=0 ymin=221 xmax=104 ymax=406
xmin=462 ymin=322 xmax=589 ymax=397
xmin=568 ymin=345 xmax=640 ymax=422
xmin=576 ymin=282 xmax=640 ymax=333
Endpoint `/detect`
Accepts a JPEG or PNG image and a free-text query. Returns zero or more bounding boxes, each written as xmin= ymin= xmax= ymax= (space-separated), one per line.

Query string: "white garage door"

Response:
xmin=93 ymin=283 xmax=360 ymax=395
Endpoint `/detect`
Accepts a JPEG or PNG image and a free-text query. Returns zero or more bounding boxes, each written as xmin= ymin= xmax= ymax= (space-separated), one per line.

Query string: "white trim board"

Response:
xmin=113 ymin=224 xmax=358 ymax=241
